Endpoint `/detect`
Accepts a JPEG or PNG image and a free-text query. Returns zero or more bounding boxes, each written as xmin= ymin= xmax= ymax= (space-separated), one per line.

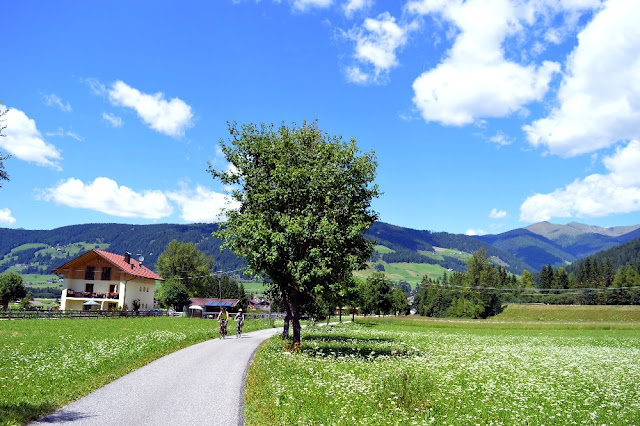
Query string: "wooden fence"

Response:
xmin=0 ymin=309 xmax=283 ymax=320
xmin=0 ymin=309 xmax=170 ymax=320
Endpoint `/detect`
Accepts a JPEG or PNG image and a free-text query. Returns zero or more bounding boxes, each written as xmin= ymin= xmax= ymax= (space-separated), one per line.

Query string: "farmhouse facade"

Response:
xmin=53 ymin=249 xmax=164 ymax=311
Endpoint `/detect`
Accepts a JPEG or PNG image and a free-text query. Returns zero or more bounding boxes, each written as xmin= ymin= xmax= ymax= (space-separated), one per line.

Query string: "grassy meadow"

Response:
xmin=245 ymin=305 xmax=640 ymax=425
xmin=0 ymin=316 xmax=275 ymax=426
xmin=354 ymin=245 xmax=473 ymax=286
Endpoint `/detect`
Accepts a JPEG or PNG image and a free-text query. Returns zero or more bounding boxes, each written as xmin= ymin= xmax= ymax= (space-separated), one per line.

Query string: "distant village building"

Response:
xmin=248 ymin=295 xmax=271 ymax=311
xmin=53 ymin=249 xmax=164 ymax=311
xmin=188 ymin=298 xmax=240 ymax=317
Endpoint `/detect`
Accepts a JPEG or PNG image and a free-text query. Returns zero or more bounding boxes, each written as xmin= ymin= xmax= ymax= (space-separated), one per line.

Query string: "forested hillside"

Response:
xmin=0 ymin=223 xmax=246 ymax=276
xmin=367 ymin=222 xmax=532 ymax=274
xmin=566 ymin=237 xmax=640 ymax=276
xmin=0 ymin=221 xmax=530 ymax=281
xmin=476 ymin=221 xmax=640 ymax=271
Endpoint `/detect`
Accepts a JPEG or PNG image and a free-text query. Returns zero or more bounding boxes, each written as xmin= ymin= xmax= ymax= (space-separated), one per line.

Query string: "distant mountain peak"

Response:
xmin=526 ymin=221 xmax=640 ymax=240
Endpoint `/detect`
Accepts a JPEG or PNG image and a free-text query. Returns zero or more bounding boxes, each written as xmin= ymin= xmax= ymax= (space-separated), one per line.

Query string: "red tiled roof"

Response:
xmin=94 ymin=250 xmax=164 ymax=281
xmin=52 ymin=249 xmax=164 ymax=281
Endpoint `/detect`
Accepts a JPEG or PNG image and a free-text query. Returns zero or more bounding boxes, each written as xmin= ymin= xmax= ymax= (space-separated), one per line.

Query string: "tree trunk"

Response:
xmin=282 ymin=297 xmax=292 ymax=340
xmin=352 ymin=308 xmax=355 ymax=322
xmin=339 ymin=307 xmax=342 ymax=323
xmin=291 ymin=302 xmax=301 ymax=345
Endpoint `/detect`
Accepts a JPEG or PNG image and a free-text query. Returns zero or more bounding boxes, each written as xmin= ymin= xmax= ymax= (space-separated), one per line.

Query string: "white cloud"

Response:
xmin=166 ymin=185 xmax=240 ymax=223
xmin=489 ymin=132 xmax=512 ymax=146
xmin=102 ymin=112 xmax=124 ymax=128
xmin=46 ymin=127 xmax=83 ymax=142
xmin=520 ymin=140 xmax=640 ymax=222
xmin=0 ymin=208 xmax=16 ymax=225
xmin=43 ymin=94 xmax=72 ymax=112
xmin=407 ymin=0 xmax=562 ymax=125
xmin=85 ymin=78 xmax=107 ymax=95
xmin=524 ymin=0 xmax=640 ymax=157
xmin=343 ymin=0 xmax=373 ymax=18
xmin=345 ymin=65 xmax=371 ymax=84
xmin=346 ymin=12 xmax=417 ymax=84
xmin=0 ymin=107 xmax=63 ymax=170
xmin=41 ymin=177 xmax=173 ymax=219
xmin=291 ymin=0 xmax=332 ymax=12
xmin=108 ymin=81 xmax=194 ymax=137
xmin=489 ymin=208 xmax=507 ymax=219
xmin=465 ymin=228 xmax=487 ymax=236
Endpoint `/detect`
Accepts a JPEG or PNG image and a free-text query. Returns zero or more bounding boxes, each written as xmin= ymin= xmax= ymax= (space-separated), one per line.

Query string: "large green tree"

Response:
xmin=209 ymin=121 xmax=379 ymax=345
xmin=158 ymin=279 xmax=191 ymax=310
xmin=0 ymin=272 xmax=26 ymax=309
xmin=155 ymin=240 xmax=215 ymax=297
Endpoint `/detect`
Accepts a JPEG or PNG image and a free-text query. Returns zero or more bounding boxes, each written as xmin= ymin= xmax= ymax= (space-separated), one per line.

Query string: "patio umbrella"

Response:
xmin=83 ymin=300 xmax=100 ymax=306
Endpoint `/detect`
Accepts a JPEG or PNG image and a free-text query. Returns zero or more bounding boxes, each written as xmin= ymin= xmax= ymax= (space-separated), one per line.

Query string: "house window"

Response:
xmin=85 ymin=283 xmax=94 ymax=293
xmin=85 ymin=266 xmax=95 ymax=280
xmin=109 ymin=284 xmax=118 ymax=293
xmin=101 ymin=267 xmax=112 ymax=280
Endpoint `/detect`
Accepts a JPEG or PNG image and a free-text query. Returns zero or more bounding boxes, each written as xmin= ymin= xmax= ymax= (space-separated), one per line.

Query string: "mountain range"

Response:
xmin=475 ymin=221 xmax=640 ymax=271
xmin=1 ymin=221 xmax=639 ymax=283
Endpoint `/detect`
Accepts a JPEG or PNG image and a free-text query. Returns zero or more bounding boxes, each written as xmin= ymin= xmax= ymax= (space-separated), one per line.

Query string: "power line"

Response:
xmin=420 ymin=281 xmax=640 ymax=293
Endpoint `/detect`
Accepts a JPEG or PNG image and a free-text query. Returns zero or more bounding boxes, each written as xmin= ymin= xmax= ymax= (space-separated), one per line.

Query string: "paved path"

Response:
xmin=31 ymin=327 xmax=282 ymax=426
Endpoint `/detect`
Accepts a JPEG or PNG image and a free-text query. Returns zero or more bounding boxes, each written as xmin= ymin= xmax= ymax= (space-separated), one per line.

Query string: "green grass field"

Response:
xmin=374 ymin=245 xmax=396 ymax=254
xmin=433 ymin=246 xmax=472 ymax=260
xmin=354 ymin=262 xmax=447 ymax=287
xmin=0 ymin=316 xmax=276 ymax=425
xmin=493 ymin=304 xmax=640 ymax=323
xmin=242 ymin=281 xmax=268 ymax=296
xmin=245 ymin=306 xmax=640 ymax=425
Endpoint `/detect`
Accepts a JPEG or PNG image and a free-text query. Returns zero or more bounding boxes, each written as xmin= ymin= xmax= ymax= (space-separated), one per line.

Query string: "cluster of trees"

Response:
xmin=532 ymin=262 xmax=640 ymax=305
xmin=358 ymin=273 xmax=409 ymax=316
xmin=155 ymin=240 xmax=248 ymax=311
xmin=0 ymin=272 xmax=26 ymax=309
xmin=414 ymin=250 xmax=516 ymax=319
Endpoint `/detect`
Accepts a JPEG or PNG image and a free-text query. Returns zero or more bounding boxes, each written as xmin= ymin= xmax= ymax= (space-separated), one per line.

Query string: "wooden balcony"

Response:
xmin=65 ymin=290 xmax=120 ymax=299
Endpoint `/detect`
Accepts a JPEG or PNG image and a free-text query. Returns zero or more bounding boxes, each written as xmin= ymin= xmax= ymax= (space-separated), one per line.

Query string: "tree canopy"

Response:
xmin=155 ymin=240 xmax=215 ymax=297
xmin=209 ymin=121 xmax=379 ymax=344
xmin=0 ymin=272 xmax=26 ymax=309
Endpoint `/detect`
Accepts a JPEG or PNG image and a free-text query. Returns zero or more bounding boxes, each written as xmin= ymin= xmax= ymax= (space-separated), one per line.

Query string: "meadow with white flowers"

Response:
xmin=0 ymin=316 xmax=274 ymax=426
xmin=245 ymin=314 xmax=640 ymax=425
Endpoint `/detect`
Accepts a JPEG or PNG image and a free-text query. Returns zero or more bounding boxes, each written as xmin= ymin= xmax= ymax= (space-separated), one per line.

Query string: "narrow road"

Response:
xmin=31 ymin=327 xmax=282 ymax=426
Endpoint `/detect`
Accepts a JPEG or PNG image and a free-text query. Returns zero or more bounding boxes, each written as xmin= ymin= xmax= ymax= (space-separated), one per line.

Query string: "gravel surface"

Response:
xmin=30 ymin=327 xmax=282 ymax=426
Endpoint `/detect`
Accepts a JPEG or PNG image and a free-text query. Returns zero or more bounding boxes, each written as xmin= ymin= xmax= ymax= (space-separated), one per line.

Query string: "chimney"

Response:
xmin=124 ymin=252 xmax=131 ymax=264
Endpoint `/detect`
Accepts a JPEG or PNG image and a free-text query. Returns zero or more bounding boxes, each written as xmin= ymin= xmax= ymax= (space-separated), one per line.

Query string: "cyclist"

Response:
xmin=234 ymin=309 xmax=245 ymax=338
xmin=217 ymin=307 xmax=229 ymax=339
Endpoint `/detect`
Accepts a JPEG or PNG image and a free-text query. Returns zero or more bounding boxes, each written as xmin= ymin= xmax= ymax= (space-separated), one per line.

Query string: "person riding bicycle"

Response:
xmin=217 ymin=307 xmax=229 ymax=338
xmin=234 ymin=309 xmax=245 ymax=337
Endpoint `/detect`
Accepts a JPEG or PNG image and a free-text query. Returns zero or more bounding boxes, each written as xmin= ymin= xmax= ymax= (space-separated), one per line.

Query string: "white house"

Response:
xmin=53 ymin=249 xmax=164 ymax=311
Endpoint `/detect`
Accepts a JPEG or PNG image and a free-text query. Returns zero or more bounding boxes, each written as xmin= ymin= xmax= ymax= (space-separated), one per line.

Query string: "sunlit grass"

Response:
xmin=0 ymin=317 xmax=275 ymax=426
xmin=245 ymin=316 xmax=640 ymax=425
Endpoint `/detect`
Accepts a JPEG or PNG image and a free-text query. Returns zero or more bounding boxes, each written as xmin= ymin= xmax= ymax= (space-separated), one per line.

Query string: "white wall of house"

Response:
xmin=60 ymin=274 xmax=157 ymax=311
xmin=122 ymin=279 xmax=156 ymax=310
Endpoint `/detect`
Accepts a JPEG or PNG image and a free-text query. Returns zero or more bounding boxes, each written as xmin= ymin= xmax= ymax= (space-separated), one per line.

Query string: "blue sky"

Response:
xmin=2 ymin=0 xmax=640 ymax=236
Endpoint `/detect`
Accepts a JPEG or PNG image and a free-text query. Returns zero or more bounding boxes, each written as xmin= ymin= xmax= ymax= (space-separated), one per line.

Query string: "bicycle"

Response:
xmin=219 ymin=319 xmax=228 ymax=339
xmin=236 ymin=320 xmax=243 ymax=339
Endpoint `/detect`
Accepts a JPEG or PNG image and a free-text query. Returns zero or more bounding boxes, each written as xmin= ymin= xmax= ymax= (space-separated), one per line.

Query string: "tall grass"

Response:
xmin=0 ymin=317 xmax=274 ymax=425
xmin=245 ymin=315 xmax=640 ymax=425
